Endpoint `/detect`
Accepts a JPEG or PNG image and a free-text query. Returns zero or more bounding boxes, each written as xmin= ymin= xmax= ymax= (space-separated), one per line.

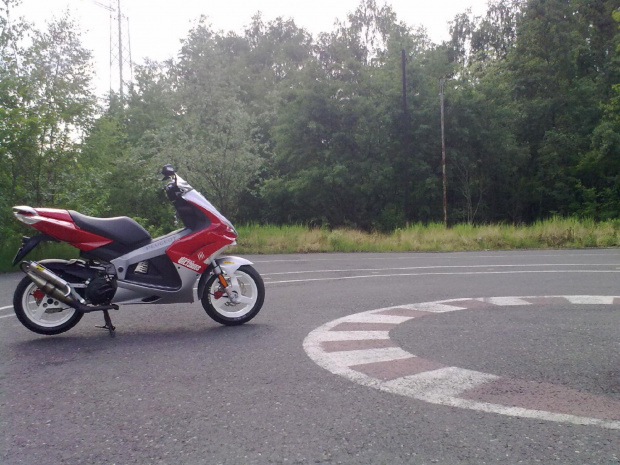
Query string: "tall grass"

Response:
xmin=232 ymin=217 xmax=620 ymax=254
xmin=1 ymin=217 xmax=618 ymax=272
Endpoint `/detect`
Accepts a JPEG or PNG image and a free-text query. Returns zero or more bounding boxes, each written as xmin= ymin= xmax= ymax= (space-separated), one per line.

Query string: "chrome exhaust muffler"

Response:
xmin=20 ymin=261 xmax=117 ymax=313
xmin=20 ymin=261 xmax=82 ymax=305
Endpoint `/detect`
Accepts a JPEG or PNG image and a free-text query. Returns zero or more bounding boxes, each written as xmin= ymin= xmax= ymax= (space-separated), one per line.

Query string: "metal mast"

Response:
xmin=440 ymin=77 xmax=447 ymax=227
xmin=91 ymin=0 xmax=133 ymax=100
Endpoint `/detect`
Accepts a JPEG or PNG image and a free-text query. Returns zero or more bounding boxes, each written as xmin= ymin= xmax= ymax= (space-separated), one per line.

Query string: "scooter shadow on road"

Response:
xmin=8 ymin=322 xmax=274 ymax=356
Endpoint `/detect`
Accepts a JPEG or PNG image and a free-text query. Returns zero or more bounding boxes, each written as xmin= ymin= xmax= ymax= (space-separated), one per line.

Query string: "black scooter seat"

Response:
xmin=69 ymin=211 xmax=151 ymax=247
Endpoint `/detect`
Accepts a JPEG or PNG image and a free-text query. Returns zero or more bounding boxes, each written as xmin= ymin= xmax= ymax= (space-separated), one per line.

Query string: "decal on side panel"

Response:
xmin=178 ymin=257 xmax=201 ymax=271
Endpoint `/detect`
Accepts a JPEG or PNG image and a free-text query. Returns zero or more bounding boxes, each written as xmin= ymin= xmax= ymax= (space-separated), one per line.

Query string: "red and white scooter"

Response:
xmin=11 ymin=164 xmax=265 ymax=336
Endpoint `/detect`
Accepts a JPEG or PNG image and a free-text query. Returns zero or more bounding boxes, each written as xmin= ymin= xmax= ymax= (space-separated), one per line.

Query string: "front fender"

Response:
xmin=196 ymin=256 xmax=254 ymax=300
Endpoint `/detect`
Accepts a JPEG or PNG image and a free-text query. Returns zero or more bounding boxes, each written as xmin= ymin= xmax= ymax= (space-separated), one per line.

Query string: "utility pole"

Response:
xmin=440 ymin=77 xmax=447 ymax=227
xmin=402 ymin=49 xmax=410 ymax=222
xmin=91 ymin=0 xmax=133 ymax=100
xmin=117 ymin=0 xmax=123 ymax=100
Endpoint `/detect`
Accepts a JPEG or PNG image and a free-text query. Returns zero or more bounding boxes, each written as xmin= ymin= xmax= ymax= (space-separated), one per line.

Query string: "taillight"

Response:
xmin=13 ymin=206 xmax=41 ymax=225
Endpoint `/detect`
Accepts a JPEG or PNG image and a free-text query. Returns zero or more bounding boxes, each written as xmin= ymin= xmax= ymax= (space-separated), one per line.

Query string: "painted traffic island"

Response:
xmin=303 ymin=296 xmax=620 ymax=430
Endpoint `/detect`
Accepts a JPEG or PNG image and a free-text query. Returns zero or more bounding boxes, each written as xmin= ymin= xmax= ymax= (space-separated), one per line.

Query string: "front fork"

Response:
xmin=213 ymin=264 xmax=238 ymax=304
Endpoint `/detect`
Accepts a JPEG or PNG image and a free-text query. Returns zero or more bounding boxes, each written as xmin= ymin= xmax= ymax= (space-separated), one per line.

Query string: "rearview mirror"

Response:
xmin=161 ymin=164 xmax=175 ymax=179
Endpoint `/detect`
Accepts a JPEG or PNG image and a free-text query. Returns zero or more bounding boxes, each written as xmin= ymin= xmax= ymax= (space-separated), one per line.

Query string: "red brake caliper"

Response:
xmin=32 ymin=289 xmax=45 ymax=300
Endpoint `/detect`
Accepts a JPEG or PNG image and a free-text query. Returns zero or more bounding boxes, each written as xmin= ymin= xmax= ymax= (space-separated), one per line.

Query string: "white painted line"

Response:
xmin=337 ymin=313 xmax=414 ymax=324
xmin=303 ymin=296 xmax=620 ymax=430
xmin=266 ymin=270 xmax=620 ymax=285
xmin=565 ymin=296 xmax=617 ymax=304
xmin=443 ymin=397 xmax=620 ymax=430
xmin=305 ymin=341 xmax=395 ymax=383
xmin=262 ymin=263 xmax=620 ymax=276
xmin=406 ymin=302 xmax=468 ymax=313
xmin=0 ymin=313 xmax=15 ymax=319
xmin=253 ymin=252 xmax=620 ymax=264
xmin=382 ymin=367 xmax=499 ymax=402
xmin=0 ymin=305 xmax=13 ymax=311
xmin=324 ymin=347 xmax=414 ymax=367
xmin=312 ymin=331 xmax=392 ymax=341
xmin=481 ymin=297 xmax=533 ymax=306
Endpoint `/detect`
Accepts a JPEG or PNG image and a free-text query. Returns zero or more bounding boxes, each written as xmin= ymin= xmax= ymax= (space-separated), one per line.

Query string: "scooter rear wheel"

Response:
xmin=13 ymin=276 xmax=83 ymax=335
xmin=201 ymin=265 xmax=265 ymax=325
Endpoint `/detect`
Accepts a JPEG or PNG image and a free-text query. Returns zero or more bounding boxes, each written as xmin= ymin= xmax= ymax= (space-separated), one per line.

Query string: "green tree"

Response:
xmin=510 ymin=0 xmax=619 ymax=220
xmin=262 ymin=2 xmax=445 ymax=229
xmin=572 ymin=6 xmax=620 ymax=219
xmin=133 ymin=21 xmax=264 ymax=220
xmin=0 ymin=1 xmax=96 ymax=241
xmin=22 ymin=12 xmax=96 ymax=205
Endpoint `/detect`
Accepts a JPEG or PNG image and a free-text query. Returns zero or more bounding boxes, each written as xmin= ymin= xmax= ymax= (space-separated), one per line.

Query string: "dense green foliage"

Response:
xmin=1 ymin=0 xmax=619 ymax=243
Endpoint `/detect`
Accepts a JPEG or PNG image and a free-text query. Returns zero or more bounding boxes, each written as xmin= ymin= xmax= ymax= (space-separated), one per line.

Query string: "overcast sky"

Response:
xmin=15 ymin=0 xmax=489 ymax=96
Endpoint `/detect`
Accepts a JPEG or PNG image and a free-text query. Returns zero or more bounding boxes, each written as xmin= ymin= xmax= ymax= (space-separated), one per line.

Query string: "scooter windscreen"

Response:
xmin=173 ymin=174 xmax=236 ymax=235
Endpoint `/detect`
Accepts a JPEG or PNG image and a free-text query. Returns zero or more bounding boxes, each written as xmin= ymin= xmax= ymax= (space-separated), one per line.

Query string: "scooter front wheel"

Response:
xmin=13 ymin=276 xmax=83 ymax=335
xmin=201 ymin=265 xmax=265 ymax=325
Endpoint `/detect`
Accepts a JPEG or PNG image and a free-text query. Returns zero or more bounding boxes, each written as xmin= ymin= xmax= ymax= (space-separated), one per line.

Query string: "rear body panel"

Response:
xmin=27 ymin=208 xmax=113 ymax=251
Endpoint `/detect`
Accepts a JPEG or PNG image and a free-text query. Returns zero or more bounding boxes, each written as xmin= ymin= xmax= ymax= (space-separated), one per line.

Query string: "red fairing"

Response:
xmin=32 ymin=208 xmax=112 ymax=251
xmin=166 ymin=201 xmax=236 ymax=272
xmin=166 ymin=230 xmax=233 ymax=273
xmin=35 ymin=208 xmax=74 ymax=222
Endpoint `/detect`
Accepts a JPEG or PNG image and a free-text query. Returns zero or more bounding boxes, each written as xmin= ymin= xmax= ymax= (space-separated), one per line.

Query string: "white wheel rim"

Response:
xmin=21 ymin=282 xmax=77 ymax=328
xmin=209 ymin=270 xmax=259 ymax=319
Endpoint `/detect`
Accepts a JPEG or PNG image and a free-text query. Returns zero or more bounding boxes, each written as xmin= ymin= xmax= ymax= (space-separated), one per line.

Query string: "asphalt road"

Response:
xmin=1 ymin=249 xmax=619 ymax=464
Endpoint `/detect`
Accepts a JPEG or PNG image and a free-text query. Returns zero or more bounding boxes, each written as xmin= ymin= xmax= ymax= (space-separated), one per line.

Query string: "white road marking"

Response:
xmin=481 ymin=297 xmax=533 ymax=306
xmin=313 ymin=331 xmax=392 ymax=341
xmin=252 ymin=252 xmax=620 ymax=264
xmin=405 ymin=302 xmax=469 ymax=313
xmin=323 ymin=347 xmax=414 ymax=367
xmin=441 ymin=397 xmax=620 ymax=430
xmin=262 ymin=263 xmax=620 ymax=276
xmin=565 ymin=295 xmax=617 ymax=304
xmin=303 ymin=296 xmax=620 ymax=430
xmin=0 ymin=304 xmax=14 ymax=319
xmin=266 ymin=270 xmax=620 ymax=285
xmin=383 ymin=367 xmax=499 ymax=402
xmin=337 ymin=313 xmax=414 ymax=324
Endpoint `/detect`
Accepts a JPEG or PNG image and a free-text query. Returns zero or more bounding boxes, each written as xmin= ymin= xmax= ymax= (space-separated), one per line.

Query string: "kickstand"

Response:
xmin=97 ymin=310 xmax=116 ymax=337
